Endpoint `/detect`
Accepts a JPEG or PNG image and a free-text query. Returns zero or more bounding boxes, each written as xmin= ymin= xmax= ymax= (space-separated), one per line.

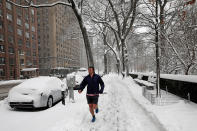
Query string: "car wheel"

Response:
xmin=47 ymin=96 xmax=53 ymax=108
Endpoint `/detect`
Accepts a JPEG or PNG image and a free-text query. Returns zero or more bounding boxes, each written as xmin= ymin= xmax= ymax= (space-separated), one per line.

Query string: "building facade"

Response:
xmin=37 ymin=1 xmax=84 ymax=75
xmin=0 ymin=0 xmax=39 ymax=80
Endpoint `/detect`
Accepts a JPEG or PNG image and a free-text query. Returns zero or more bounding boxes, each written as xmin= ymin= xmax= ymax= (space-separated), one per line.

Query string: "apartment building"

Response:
xmin=0 ymin=0 xmax=39 ymax=80
xmin=36 ymin=1 xmax=84 ymax=75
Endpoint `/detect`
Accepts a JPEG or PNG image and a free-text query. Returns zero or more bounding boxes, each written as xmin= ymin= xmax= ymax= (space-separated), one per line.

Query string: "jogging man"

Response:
xmin=78 ymin=66 xmax=105 ymax=122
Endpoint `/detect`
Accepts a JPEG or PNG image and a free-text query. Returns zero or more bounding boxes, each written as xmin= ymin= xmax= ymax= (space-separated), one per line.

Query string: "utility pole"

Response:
xmin=155 ymin=0 xmax=161 ymax=97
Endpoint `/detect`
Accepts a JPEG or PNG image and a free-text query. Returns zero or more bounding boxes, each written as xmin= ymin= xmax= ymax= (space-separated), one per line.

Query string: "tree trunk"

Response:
xmin=155 ymin=0 xmax=161 ymax=97
xmin=184 ymin=65 xmax=192 ymax=75
xmin=121 ymin=39 xmax=125 ymax=73
xmin=159 ymin=2 xmax=167 ymax=73
xmin=104 ymin=54 xmax=107 ymax=74
xmin=116 ymin=59 xmax=121 ymax=74
xmin=69 ymin=0 xmax=94 ymax=67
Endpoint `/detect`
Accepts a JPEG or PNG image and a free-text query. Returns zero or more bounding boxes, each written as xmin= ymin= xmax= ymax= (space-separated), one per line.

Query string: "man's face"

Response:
xmin=88 ymin=68 xmax=94 ymax=75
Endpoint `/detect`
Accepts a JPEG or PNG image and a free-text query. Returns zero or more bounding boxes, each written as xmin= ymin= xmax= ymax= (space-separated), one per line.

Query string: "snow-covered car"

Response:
xmin=75 ymin=68 xmax=88 ymax=78
xmin=8 ymin=77 xmax=67 ymax=109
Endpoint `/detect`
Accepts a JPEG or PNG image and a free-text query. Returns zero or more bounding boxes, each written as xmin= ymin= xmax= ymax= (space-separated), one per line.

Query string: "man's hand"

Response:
xmin=99 ymin=90 xmax=103 ymax=94
xmin=78 ymin=90 xmax=82 ymax=94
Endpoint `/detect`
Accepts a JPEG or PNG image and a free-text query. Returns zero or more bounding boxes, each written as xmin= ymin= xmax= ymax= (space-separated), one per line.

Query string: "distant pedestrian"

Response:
xmin=78 ymin=66 xmax=105 ymax=122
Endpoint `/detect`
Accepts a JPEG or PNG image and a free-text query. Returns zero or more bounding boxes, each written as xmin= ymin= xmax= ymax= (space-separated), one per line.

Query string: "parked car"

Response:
xmin=8 ymin=77 xmax=67 ymax=109
xmin=75 ymin=68 xmax=88 ymax=78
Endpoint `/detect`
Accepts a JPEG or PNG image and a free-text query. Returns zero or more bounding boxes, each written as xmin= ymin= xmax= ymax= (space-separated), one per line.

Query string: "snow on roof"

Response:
xmin=21 ymin=68 xmax=38 ymax=72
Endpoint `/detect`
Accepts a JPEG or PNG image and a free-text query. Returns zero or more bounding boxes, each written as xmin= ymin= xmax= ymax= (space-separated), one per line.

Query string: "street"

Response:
xmin=0 ymin=83 xmax=21 ymax=100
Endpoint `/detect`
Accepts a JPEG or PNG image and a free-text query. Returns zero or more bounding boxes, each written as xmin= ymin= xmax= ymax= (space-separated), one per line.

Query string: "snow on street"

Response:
xmin=0 ymin=74 xmax=165 ymax=131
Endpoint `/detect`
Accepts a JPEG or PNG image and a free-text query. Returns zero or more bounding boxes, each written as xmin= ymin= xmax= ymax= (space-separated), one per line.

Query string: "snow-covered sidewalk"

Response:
xmin=49 ymin=74 xmax=164 ymax=131
xmin=0 ymin=74 xmax=196 ymax=131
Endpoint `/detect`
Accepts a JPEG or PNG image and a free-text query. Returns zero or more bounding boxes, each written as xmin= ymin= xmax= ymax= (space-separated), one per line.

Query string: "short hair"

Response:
xmin=88 ymin=66 xmax=94 ymax=71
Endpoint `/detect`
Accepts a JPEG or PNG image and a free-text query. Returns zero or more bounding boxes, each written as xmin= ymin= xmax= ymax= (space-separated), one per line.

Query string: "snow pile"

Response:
xmin=123 ymin=75 xmax=197 ymax=131
xmin=134 ymin=78 xmax=155 ymax=87
xmin=160 ymin=74 xmax=197 ymax=83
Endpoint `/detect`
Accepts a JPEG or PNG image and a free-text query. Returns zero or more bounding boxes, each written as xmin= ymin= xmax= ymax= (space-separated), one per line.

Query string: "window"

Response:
xmin=10 ymin=69 xmax=14 ymax=76
xmin=6 ymin=2 xmax=12 ymax=10
xmin=0 ymin=34 xmax=3 ymax=41
xmin=25 ymin=23 xmax=29 ymax=29
xmin=18 ymin=49 xmax=24 ymax=55
xmin=33 ymin=51 xmax=36 ymax=56
xmin=32 ymin=26 xmax=35 ymax=32
xmin=0 ymin=57 xmax=5 ymax=64
xmin=0 ymin=45 xmax=4 ymax=52
xmin=16 ymin=8 xmax=22 ymax=16
xmin=26 ymin=60 xmax=32 ymax=66
xmin=9 ymin=47 xmax=14 ymax=54
xmin=31 ymin=9 xmax=34 ymax=15
xmin=7 ymin=13 xmax=12 ymax=21
xmin=0 ymin=9 xmax=2 ymax=17
xmin=8 ymin=36 xmax=13 ymax=43
xmin=37 ymin=18 xmax=40 ymax=23
xmin=32 ymin=43 xmax=36 ymax=49
xmin=0 ymin=68 xmax=5 ymax=76
xmin=31 ymin=17 xmax=35 ymax=23
xmin=8 ymin=24 xmax=13 ymax=33
xmin=32 ymin=34 xmax=35 ymax=40
xmin=9 ymin=57 xmax=14 ymax=65
xmin=39 ymin=59 xmax=41 ymax=63
xmin=25 ymin=11 xmax=29 ymax=21
xmin=17 ymin=29 xmax=22 ymax=36
xmin=26 ymin=41 xmax=30 ymax=47
xmin=33 ymin=60 xmax=37 ymax=65
xmin=25 ymin=32 xmax=29 ymax=38
xmin=17 ymin=39 xmax=23 ymax=46
xmin=17 ymin=18 xmax=22 ymax=25
xmin=20 ymin=59 xmax=24 ymax=65
xmin=26 ymin=51 xmax=31 ymax=56
xmin=0 ymin=20 xmax=3 ymax=29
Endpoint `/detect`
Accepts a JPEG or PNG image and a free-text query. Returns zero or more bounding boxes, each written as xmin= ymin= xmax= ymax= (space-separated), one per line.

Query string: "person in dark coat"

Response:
xmin=78 ymin=66 xmax=105 ymax=122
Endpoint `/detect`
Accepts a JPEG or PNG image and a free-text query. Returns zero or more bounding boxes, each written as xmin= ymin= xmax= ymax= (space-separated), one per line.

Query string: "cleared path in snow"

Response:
xmin=50 ymin=75 xmax=165 ymax=131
